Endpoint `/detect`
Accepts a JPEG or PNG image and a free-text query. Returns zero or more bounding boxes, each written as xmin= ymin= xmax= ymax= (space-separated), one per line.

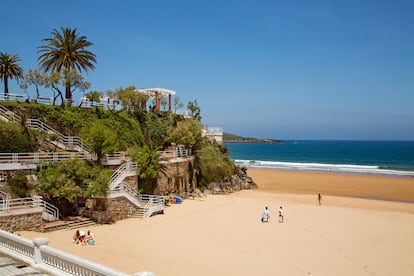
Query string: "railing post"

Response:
xmin=33 ymin=237 xmax=49 ymax=264
xmin=33 ymin=196 xmax=41 ymax=208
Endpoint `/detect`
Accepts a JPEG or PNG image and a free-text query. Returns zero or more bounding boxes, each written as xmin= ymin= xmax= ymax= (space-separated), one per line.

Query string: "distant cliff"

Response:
xmin=223 ymin=132 xmax=284 ymax=143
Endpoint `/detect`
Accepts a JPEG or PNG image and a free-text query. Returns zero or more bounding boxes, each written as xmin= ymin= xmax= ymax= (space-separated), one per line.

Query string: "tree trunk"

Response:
xmin=4 ymin=77 xmax=8 ymax=98
xmin=65 ymin=71 xmax=72 ymax=106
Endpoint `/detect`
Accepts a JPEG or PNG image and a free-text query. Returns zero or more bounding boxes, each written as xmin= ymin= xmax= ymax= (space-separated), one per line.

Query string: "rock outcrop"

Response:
xmin=207 ymin=166 xmax=257 ymax=194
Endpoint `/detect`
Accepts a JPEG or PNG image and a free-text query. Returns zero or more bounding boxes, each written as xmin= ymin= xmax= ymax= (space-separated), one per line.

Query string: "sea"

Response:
xmin=225 ymin=140 xmax=414 ymax=177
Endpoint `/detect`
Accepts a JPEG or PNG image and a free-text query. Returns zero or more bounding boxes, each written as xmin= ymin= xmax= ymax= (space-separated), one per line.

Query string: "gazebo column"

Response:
xmin=155 ymin=91 xmax=160 ymax=111
xmin=168 ymin=94 xmax=172 ymax=113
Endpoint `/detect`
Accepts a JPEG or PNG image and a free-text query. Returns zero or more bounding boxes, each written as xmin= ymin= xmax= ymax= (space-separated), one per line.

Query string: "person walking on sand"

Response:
xmin=262 ymin=206 xmax=270 ymax=222
xmin=278 ymin=206 xmax=284 ymax=223
xmin=318 ymin=193 xmax=322 ymax=205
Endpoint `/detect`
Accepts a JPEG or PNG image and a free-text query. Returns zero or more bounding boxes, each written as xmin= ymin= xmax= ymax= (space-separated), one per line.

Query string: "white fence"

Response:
xmin=0 ymin=152 xmax=87 ymax=164
xmin=0 ymin=195 xmax=59 ymax=221
xmin=0 ymin=230 xmax=153 ymax=275
xmin=27 ymin=119 xmax=92 ymax=155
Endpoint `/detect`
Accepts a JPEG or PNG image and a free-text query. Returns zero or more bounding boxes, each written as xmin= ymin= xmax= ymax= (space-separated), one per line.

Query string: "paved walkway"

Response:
xmin=0 ymin=254 xmax=50 ymax=275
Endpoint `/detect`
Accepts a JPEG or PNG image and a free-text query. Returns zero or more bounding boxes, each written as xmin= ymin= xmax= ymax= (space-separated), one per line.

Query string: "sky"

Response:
xmin=1 ymin=0 xmax=413 ymax=140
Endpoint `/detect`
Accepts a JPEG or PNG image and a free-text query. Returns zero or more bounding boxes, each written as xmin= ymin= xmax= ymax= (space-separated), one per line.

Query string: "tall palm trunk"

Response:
xmin=65 ymin=70 xmax=71 ymax=106
xmin=3 ymin=77 xmax=8 ymax=98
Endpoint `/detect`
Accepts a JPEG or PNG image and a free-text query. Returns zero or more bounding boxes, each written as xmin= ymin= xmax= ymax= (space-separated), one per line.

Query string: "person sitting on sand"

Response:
xmin=79 ymin=230 xmax=87 ymax=245
xmin=73 ymin=230 xmax=80 ymax=244
xmin=86 ymin=230 xmax=95 ymax=245
xmin=278 ymin=206 xmax=284 ymax=223
xmin=262 ymin=206 xmax=270 ymax=222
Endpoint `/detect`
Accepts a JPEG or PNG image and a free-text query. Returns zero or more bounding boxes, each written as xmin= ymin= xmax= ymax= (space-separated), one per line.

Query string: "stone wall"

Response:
xmin=105 ymin=197 xmax=138 ymax=222
xmin=0 ymin=211 xmax=43 ymax=232
xmin=156 ymin=157 xmax=195 ymax=195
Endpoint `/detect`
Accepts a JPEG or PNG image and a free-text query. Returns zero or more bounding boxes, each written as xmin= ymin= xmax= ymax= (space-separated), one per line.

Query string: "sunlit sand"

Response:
xmin=19 ymin=169 xmax=414 ymax=275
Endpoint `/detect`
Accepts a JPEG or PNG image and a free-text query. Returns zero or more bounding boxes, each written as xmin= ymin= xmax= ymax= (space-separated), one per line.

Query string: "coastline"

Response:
xmin=247 ymin=167 xmax=414 ymax=204
xmin=18 ymin=168 xmax=414 ymax=275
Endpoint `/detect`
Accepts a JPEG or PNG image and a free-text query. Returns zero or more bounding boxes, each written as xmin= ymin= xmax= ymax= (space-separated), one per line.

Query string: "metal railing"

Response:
xmin=0 ymin=103 xmax=21 ymax=122
xmin=0 ymin=196 xmax=59 ymax=221
xmin=141 ymin=194 xmax=165 ymax=218
xmin=158 ymin=148 xmax=192 ymax=158
xmin=27 ymin=119 xmax=91 ymax=155
xmin=0 ymin=152 xmax=87 ymax=164
xmin=0 ymin=230 xmax=140 ymax=275
xmin=109 ymin=162 xmax=137 ymax=190
xmin=109 ymin=183 xmax=164 ymax=218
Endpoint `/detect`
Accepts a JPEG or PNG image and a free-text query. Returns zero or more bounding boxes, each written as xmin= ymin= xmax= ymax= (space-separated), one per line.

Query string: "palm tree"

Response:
xmin=37 ymin=27 xmax=96 ymax=106
xmin=0 ymin=52 xmax=24 ymax=99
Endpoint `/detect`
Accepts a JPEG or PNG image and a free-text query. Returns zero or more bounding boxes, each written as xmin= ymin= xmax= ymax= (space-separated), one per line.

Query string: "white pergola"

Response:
xmin=138 ymin=88 xmax=176 ymax=112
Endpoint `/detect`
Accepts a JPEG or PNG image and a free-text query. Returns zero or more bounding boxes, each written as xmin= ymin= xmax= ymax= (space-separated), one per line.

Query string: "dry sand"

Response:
xmin=19 ymin=169 xmax=414 ymax=276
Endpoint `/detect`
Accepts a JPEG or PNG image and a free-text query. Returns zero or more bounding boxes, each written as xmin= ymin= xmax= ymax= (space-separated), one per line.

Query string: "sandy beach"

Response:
xmin=19 ymin=169 xmax=414 ymax=276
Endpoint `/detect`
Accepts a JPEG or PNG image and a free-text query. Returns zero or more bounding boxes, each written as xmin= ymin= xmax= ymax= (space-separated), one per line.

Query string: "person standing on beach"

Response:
xmin=262 ymin=206 xmax=270 ymax=222
xmin=278 ymin=206 xmax=284 ymax=223
xmin=318 ymin=193 xmax=322 ymax=205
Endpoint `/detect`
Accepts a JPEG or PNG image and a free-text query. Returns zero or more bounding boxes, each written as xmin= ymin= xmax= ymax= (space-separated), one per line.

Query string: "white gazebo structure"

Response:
xmin=138 ymin=88 xmax=176 ymax=113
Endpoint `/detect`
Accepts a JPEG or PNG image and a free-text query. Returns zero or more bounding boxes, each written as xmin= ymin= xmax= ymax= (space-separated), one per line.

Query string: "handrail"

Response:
xmin=158 ymin=148 xmax=192 ymax=157
xmin=1 ymin=196 xmax=59 ymax=221
xmin=27 ymin=119 xmax=91 ymax=154
xmin=109 ymin=162 xmax=137 ymax=190
xmin=109 ymin=183 xmax=164 ymax=218
xmin=0 ymin=152 xmax=87 ymax=164
xmin=0 ymin=103 xmax=21 ymax=122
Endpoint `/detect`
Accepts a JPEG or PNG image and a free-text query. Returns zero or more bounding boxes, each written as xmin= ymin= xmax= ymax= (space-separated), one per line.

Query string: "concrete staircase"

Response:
xmin=129 ymin=208 xmax=145 ymax=219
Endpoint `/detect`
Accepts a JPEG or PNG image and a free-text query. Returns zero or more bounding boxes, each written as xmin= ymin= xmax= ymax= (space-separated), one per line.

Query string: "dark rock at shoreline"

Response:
xmin=224 ymin=138 xmax=285 ymax=144
xmin=207 ymin=166 xmax=258 ymax=194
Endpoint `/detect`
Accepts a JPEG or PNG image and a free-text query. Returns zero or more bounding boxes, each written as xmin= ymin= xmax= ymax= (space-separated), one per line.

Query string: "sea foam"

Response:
xmin=234 ymin=159 xmax=414 ymax=177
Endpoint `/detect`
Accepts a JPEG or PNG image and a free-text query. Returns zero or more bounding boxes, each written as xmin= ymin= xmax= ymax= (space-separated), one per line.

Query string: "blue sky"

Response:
xmin=1 ymin=0 xmax=413 ymax=140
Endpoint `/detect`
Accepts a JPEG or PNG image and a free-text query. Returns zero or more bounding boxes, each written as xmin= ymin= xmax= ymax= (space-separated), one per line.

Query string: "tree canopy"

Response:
xmin=37 ymin=27 xmax=96 ymax=105
xmin=0 ymin=52 xmax=24 ymax=97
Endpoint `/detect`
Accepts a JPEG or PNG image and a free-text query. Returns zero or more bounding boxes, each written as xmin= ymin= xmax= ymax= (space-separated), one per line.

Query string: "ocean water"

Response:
xmin=225 ymin=141 xmax=414 ymax=177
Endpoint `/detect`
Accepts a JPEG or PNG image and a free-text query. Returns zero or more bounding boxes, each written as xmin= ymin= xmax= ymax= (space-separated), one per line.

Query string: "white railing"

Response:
xmin=0 ymin=230 xmax=146 ymax=275
xmin=0 ymin=93 xmax=26 ymax=102
xmin=109 ymin=162 xmax=137 ymax=190
xmin=158 ymin=148 xmax=192 ymax=158
xmin=0 ymin=103 xmax=21 ymax=122
xmin=140 ymin=194 xmax=165 ymax=218
xmin=1 ymin=196 xmax=59 ymax=221
xmin=109 ymin=183 xmax=142 ymax=208
xmin=109 ymin=183 xmax=164 ymax=218
xmin=0 ymin=191 xmax=11 ymax=211
xmin=0 ymin=152 xmax=87 ymax=164
xmin=102 ymin=152 xmax=127 ymax=166
xmin=27 ymin=119 xmax=91 ymax=155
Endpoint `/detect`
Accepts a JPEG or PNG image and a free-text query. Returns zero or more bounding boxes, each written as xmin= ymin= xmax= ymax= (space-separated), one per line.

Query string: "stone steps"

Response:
xmin=43 ymin=217 xmax=96 ymax=232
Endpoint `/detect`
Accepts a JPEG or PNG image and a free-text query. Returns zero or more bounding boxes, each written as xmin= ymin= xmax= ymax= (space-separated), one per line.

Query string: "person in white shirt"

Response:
xmin=262 ymin=206 xmax=270 ymax=222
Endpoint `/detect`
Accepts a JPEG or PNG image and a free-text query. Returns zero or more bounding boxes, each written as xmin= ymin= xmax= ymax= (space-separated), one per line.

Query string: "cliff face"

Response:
xmin=208 ymin=167 xmax=258 ymax=194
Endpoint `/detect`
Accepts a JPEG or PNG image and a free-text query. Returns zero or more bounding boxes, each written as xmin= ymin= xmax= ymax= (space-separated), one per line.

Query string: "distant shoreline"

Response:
xmin=223 ymin=138 xmax=286 ymax=144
